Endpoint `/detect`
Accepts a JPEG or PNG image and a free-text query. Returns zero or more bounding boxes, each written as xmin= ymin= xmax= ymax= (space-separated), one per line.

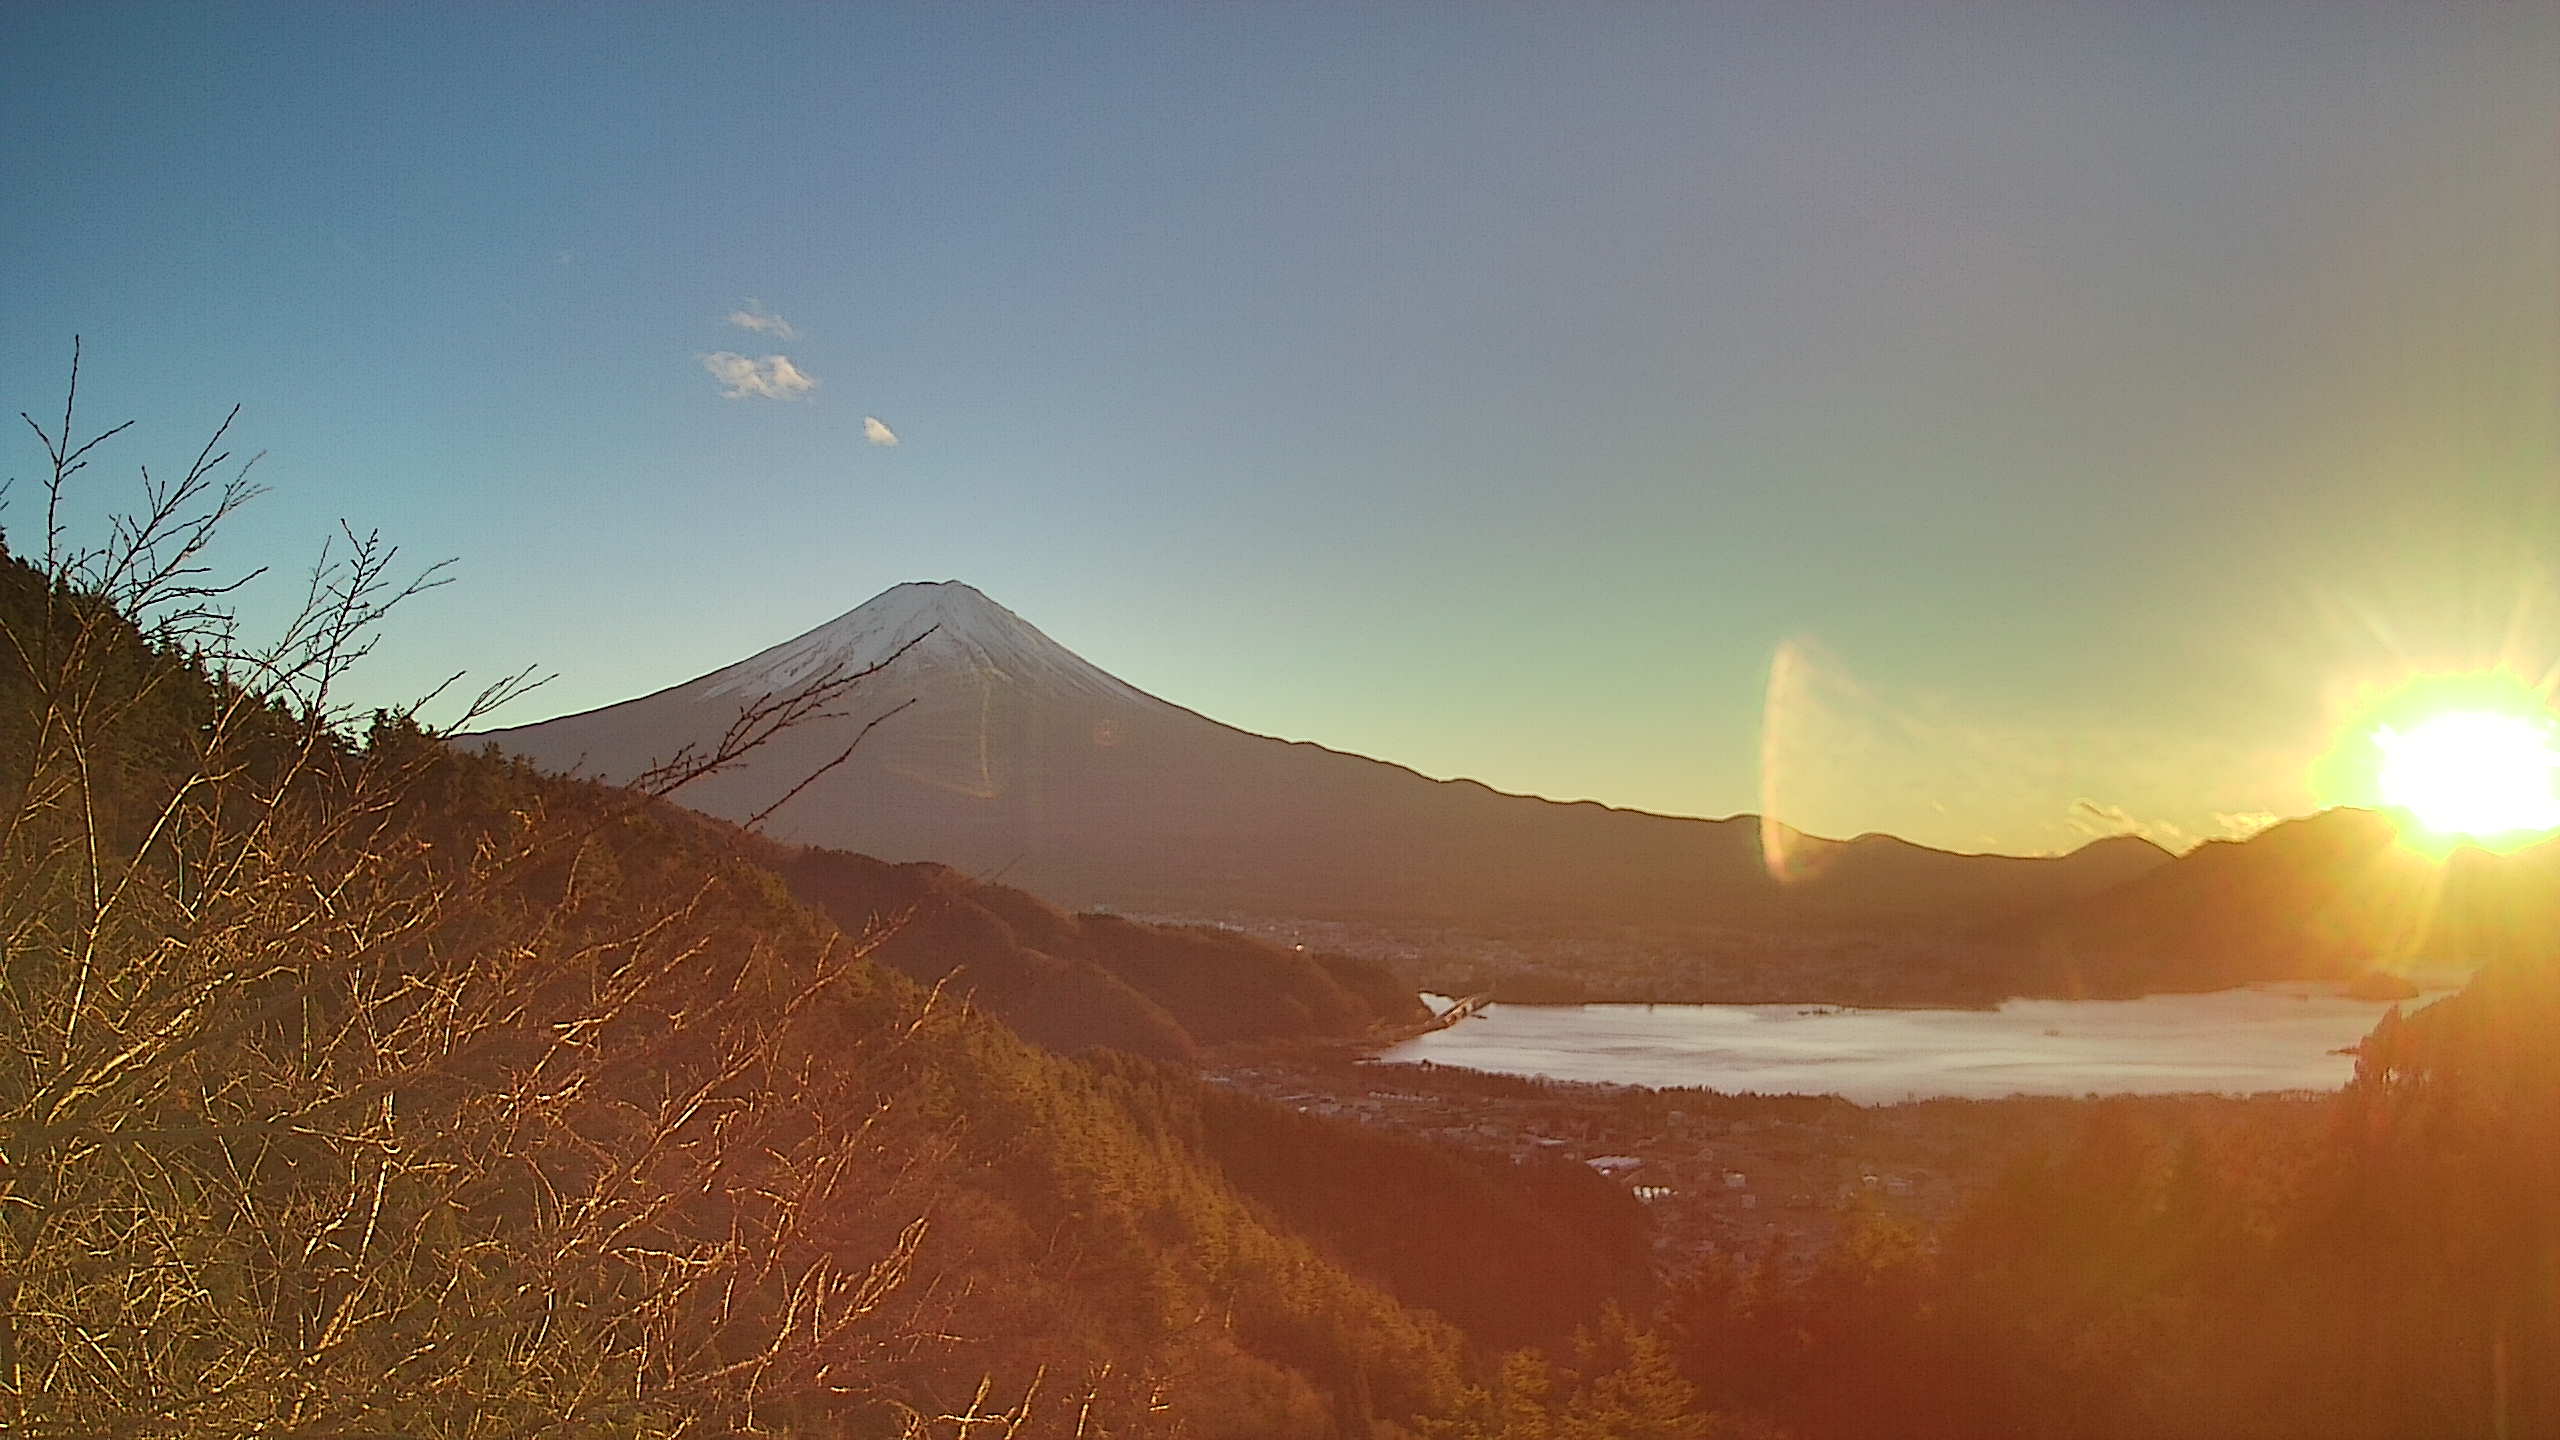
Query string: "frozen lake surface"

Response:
xmin=1379 ymin=984 xmax=2451 ymax=1103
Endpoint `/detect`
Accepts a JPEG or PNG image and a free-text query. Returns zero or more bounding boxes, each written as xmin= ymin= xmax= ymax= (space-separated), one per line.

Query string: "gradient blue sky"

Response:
xmin=7 ymin=2 xmax=2556 ymax=854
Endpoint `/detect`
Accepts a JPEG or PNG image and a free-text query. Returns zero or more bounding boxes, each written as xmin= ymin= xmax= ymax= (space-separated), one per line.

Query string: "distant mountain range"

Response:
xmin=2002 ymin=807 xmax=2560 ymax=994
xmin=470 ymin=581 xmax=2172 ymax=938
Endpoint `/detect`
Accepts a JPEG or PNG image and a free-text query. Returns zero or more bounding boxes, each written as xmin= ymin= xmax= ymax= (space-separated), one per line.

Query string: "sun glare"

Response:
xmin=2373 ymin=710 xmax=2560 ymax=839
xmin=2323 ymin=673 xmax=2560 ymax=854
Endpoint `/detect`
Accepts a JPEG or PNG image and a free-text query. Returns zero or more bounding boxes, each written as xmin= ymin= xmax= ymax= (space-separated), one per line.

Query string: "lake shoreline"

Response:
xmin=1372 ymin=982 xmax=2450 ymax=1105
xmin=1454 ymin=969 xmax=2428 ymax=1013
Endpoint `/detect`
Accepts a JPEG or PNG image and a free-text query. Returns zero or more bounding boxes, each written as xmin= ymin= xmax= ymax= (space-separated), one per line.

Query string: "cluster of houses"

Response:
xmin=1180 ymin=909 xmax=2006 ymax=1008
xmin=1214 ymin=1060 xmax=1951 ymax=1266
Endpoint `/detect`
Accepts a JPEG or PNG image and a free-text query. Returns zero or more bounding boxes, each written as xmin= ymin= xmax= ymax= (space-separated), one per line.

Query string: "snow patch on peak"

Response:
xmin=696 ymin=580 xmax=1152 ymax=705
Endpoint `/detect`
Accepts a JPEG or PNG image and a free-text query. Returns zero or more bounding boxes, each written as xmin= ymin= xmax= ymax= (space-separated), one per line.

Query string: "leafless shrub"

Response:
xmin=0 ymin=347 xmax=1017 ymax=1437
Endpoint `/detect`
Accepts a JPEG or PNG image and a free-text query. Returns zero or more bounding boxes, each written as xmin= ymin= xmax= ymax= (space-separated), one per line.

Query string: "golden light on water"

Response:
xmin=2319 ymin=672 xmax=2560 ymax=855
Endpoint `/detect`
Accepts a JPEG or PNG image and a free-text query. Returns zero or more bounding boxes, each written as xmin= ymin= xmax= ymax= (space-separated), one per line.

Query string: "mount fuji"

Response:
xmin=469 ymin=581 xmax=2167 ymax=932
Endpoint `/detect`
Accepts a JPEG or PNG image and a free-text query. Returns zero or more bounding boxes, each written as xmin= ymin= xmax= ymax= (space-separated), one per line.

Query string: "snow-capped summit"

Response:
xmin=699 ymin=580 xmax=1150 ymax=706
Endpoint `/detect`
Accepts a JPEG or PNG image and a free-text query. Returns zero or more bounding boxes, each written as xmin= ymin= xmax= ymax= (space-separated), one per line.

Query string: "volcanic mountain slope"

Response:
xmin=471 ymin=581 xmax=2170 ymax=932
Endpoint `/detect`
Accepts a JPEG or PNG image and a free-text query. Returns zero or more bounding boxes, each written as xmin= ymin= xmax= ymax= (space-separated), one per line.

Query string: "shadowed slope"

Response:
xmin=763 ymin=844 xmax=1425 ymax=1061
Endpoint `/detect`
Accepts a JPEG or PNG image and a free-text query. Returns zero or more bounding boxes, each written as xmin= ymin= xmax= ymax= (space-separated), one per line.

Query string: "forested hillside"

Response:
xmin=0 ymin=527 xmax=1477 ymax=1432
xmin=8 ymin=391 xmax=2556 ymax=1439
xmin=0 ymin=402 xmax=1706 ymax=1436
xmin=1652 ymin=963 xmax=2560 ymax=1439
xmin=769 ymin=845 xmax=1424 ymax=1061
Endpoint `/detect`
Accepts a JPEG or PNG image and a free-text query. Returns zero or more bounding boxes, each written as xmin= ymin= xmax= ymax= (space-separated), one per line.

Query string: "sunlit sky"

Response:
xmin=7 ymin=3 xmax=2556 ymax=856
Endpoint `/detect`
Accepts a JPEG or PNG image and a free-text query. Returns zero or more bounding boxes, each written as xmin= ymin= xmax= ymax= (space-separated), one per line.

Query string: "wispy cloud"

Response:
xmin=726 ymin=300 xmax=797 ymax=340
xmin=2213 ymin=811 xmax=2281 ymax=840
xmin=2066 ymin=798 xmax=2193 ymax=851
xmin=701 ymin=352 xmax=817 ymax=400
xmin=863 ymin=416 xmax=899 ymax=447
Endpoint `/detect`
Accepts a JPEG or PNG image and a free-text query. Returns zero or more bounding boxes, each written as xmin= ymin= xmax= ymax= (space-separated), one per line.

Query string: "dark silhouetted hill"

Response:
xmin=766 ymin=845 xmax=1424 ymax=1061
xmin=2002 ymin=808 xmax=2560 ymax=994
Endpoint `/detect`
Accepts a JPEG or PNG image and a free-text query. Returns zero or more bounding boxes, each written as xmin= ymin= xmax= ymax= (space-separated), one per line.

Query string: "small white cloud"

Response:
xmin=726 ymin=300 xmax=797 ymax=340
xmin=863 ymin=416 xmax=899 ymax=447
xmin=701 ymin=352 xmax=817 ymax=400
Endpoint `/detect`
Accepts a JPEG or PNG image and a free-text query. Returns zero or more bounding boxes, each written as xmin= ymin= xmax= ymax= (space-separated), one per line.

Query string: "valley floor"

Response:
xmin=1207 ymin=1051 xmax=2332 ymax=1274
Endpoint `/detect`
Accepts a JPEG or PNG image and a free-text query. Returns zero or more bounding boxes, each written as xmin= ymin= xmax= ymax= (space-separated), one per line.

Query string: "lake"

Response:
xmin=1377 ymin=983 xmax=2452 ymax=1103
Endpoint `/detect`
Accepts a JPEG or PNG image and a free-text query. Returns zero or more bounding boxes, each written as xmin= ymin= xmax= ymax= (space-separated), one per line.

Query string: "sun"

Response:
xmin=2320 ymin=673 xmax=2560 ymax=854
xmin=2373 ymin=710 xmax=2560 ymax=839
